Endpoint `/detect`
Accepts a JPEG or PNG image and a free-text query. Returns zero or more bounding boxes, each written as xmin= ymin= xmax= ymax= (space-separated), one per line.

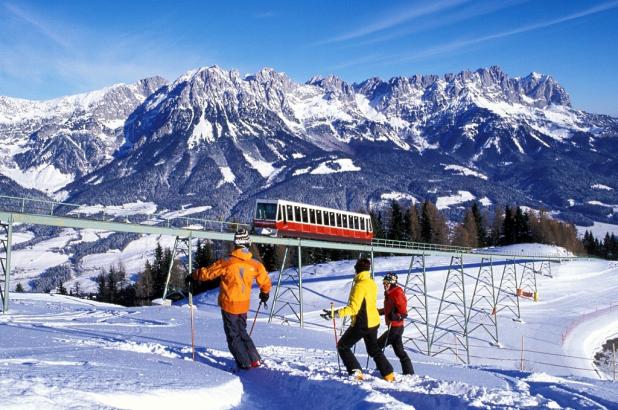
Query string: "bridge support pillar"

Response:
xmin=0 ymin=218 xmax=13 ymax=314
xmin=269 ymin=243 xmax=305 ymax=327
xmin=430 ymin=254 xmax=470 ymax=364
xmin=162 ymin=234 xmax=193 ymax=301
xmin=403 ymin=254 xmax=431 ymax=355
xmin=467 ymin=257 xmax=500 ymax=345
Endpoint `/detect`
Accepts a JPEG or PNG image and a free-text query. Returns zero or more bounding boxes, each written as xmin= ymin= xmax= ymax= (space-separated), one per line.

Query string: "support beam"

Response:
xmin=269 ymin=246 xmax=305 ymax=327
xmin=430 ymin=255 xmax=470 ymax=364
xmin=467 ymin=257 xmax=500 ymax=345
xmin=495 ymin=260 xmax=521 ymax=321
xmin=162 ymin=236 xmax=194 ymax=301
xmin=402 ymin=254 xmax=431 ymax=355
xmin=0 ymin=219 xmax=13 ymax=313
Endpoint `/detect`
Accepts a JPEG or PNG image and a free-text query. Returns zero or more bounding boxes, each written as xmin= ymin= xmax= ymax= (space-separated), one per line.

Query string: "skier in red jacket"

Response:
xmin=377 ymin=272 xmax=414 ymax=375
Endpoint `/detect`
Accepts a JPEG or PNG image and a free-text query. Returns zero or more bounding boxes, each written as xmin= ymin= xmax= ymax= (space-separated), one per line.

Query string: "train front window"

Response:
xmin=255 ymin=203 xmax=277 ymax=220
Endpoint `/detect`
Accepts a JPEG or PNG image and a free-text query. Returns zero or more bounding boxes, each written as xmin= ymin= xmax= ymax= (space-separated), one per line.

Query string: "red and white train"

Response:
xmin=253 ymin=199 xmax=373 ymax=243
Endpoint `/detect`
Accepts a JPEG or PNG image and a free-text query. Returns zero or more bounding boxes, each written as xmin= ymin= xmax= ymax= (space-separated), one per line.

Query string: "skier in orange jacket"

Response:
xmin=192 ymin=229 xmax=271 ymax=369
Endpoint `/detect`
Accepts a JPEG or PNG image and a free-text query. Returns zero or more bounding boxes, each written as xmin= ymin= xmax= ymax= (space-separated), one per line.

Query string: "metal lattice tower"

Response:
xmin=518 ymin=261 xmax=538 ymax=299
xmin=162 ymin=235 xmax=193 ymax=300
xmin=0 ymin=219 xmax=13 ymax=313
xmin=402 ymin=254 xmax=431 ymax=355
xmin=538 ymin=260 xmax=553 ymax=278
xmin=430 ymin=255 xmax=470 ymax=364
xmin=269 ymin=245 xmax=305 ymax=327
xmin=495 ymin=260 xmax=521 ymax=321
xmin=466 ymin=257 xmax=499 ymax=345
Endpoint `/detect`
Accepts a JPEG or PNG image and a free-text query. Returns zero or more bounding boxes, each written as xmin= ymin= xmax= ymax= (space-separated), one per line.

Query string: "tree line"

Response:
xmin=581 ymin=231 xmax=618 ymax=260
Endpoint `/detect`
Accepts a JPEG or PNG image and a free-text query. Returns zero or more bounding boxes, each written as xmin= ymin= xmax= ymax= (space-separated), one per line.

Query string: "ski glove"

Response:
xmin=259 ymin=291 xmax=269 ymax=304
xmin=388 ymin=311 xmax=407 ymax=321
xmin=320 ymin=309 xmax=338 ymax=320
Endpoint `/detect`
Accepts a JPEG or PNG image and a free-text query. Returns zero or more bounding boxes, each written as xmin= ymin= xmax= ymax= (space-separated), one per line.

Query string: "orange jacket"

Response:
xmin=193 ymin=248 xmax=272 ymax=315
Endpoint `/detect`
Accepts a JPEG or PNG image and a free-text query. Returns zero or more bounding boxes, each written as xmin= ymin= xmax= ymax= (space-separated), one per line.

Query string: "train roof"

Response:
xmin=255 ymin=199 xmax=370 ymax=217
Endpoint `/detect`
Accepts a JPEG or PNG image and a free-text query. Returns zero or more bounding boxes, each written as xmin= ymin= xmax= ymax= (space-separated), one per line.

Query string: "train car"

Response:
xmin=253 ymin=199 xmax=373 ymax=243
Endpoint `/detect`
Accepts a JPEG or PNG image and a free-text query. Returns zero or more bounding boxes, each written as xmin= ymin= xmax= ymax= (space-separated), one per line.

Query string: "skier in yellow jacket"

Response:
xmin=322 ymin=257 xmax=395 ymax=381
xmin=192 ymin=229 xmax=271 ymax=369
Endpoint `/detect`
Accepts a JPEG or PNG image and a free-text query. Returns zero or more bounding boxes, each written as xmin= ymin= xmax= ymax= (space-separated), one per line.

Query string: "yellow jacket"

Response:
xmin=193 ymin=248 xmax=272 ymax=315
xmin=337 ymin=270 xmax=380 ymax=328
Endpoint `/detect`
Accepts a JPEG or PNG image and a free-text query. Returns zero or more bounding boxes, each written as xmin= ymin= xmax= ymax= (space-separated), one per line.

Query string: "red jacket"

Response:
xmin=380 ymin=285 xmax=407 ymax=328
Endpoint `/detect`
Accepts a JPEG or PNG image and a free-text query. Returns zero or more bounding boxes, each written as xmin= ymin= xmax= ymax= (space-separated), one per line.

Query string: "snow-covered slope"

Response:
xmin=1 ymin=247 xmax=617 ymax=409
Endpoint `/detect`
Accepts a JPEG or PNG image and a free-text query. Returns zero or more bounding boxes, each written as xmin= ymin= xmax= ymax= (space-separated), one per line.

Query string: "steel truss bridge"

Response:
xmin=0 ymin=195 xmax=573 ymax=364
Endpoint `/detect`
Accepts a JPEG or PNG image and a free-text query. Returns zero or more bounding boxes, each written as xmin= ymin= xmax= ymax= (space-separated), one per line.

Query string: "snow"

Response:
xmin=443 ymin=164 xmax=488 ymax=180
xmin=68 ymin=201 xmax=158 ymax=217
xmin=1 ymin=246 xmax=618 ymax=409
xmin=241 ymin=152 xmax=277 ymax=179
xmin=591 ymin=184 xmax=613 ymax=191
xmin=479 ymin=197 xmax=492 ymax=206
xmin=380 ymin=192 xmax=418 ymax=204
xmin=159 ymin=206 xmax=213 ymax=219
xmin=188 ymin=112 xmax=215 ymax=147
xmin=436 ymin=191 xmax=476 ymax=209
xmin=0 ymin=163 xmax=73 ymax=194
xmin=216 ymin=167 xmax=236 ymax=188
xmin=310 ymin=158 xmax=361 ymax=175
xmin=576 ymin=221 xmax=618 ymax=239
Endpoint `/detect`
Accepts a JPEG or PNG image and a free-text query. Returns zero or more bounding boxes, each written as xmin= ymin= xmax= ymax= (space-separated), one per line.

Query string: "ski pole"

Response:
xmin=249 ymin=300 xmax=265 ymax=336
xmin=189 ymin=282 xmax=196 ymax=362
xmin=331 ymin=302 xmax=342 ymax=375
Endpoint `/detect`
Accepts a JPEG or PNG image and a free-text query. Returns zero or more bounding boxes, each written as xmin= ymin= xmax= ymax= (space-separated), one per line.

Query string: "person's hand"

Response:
xmin=388 ymin=311 xmax=407 ymax=321
xmin=259 ymin=291 xmax=269 ymax=304
xmin=320 ymin=309 xmax=338 ymax=320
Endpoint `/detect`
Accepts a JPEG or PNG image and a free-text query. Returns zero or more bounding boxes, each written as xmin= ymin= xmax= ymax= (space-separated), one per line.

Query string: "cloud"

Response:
xmin=3 ymin=2 xmax=73 ymax=50
xmin=378 ymin=0 xmax=618 ymax=65
xmin=316 ymin=0 xmax=470 ymax=45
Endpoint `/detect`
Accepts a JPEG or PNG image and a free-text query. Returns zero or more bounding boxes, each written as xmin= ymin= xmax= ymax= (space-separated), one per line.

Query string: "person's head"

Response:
xmin=383 ymin=272 xmax=397 ymax=290
xmin=354 ymin=257 xmax=371 ymax=274
xmin=233 ymin=228 xmax=251 ymax=249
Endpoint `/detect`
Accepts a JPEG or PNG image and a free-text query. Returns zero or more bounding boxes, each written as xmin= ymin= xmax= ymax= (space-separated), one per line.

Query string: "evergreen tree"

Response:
xmin=489 ymin=206 xmax=504 ymax=246
xmin=407 ymin=204 xmax=422 ymax=242
xmin=370 ymin=210 xmax=385 ymax=239
xmin=514 ymin=206 xmax=532 ymax=243
xmin=471 ymin=202 xmax=487 ymax=247
xmin=96 ymin=271 xmax=108 ymax=302
xmin=15 ymin=282 xmax=24 ymax=293
xmin=57 ymin=281 xmax=68 ymax=295
xmin=387 ymin=201 xmax=405 ymax=241
xmin=502 ymin=206 xmax=515 ymax=245
xmin=420 ymin=201 xmax=433 ymax=244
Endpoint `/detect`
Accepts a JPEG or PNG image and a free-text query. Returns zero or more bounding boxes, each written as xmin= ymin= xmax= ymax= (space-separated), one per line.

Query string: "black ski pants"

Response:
xmin=377 ymin=326 xmax=414 ymax=375
xmin=221 ymin=310 xmax=260 ymax=368
xmin=337 ymin=324 xmax=394 ymax=377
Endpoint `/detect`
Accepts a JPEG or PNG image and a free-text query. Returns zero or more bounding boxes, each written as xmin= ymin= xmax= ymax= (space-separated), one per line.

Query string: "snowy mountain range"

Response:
xmin=1 ymin=65 xmax=617 ymax=225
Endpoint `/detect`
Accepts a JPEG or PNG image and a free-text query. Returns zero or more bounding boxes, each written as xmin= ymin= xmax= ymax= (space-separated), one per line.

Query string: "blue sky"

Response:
xmin=1 ymin=0 xmax=617 ymax=115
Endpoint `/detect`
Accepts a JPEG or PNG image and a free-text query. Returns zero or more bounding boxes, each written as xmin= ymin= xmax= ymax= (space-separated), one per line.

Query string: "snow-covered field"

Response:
xmin=1 ymin=245 xmax=618 ymax=409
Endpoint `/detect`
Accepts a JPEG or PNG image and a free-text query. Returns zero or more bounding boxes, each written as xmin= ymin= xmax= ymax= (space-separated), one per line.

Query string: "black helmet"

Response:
xmin=233 ymin=228 xmax=251 ymax=248
xmin=354 ymin=258 xmax=371 ymax=274
xmin=383 ymin=272 xmax=398 ymax=285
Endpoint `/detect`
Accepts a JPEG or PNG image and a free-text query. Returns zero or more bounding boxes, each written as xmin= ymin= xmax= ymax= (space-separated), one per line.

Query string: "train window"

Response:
xmin=309 ymin=208 xmax=316 ymax=224
xmin=316 ymin=210 xmax=323 ymax=225
xmin=368 ymin=218 xmax=373 ymax=232
xmin=295 ymin=206 xmax=301 ymax=222
xmin=302 ymin=207 xmax=308 ymax=223
xmin=342 ymin=214 xmax=348 ymax=228
xmin=280 ymin=205 xmax=285 ymax=222
xmin=287 ymin=205 xmax=293 ymax=221
xmin=354 ymin=216 xmax=359 ymax=230
xmin=360 ymin=218 xmax=365 ymax=231
xmin=329 ymin=212 xmax=335 ymax=226
xmin=255 ymin=202 xmax=277 ymax=220
xmin=336 ymin=213 xmax=342 ymax=227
